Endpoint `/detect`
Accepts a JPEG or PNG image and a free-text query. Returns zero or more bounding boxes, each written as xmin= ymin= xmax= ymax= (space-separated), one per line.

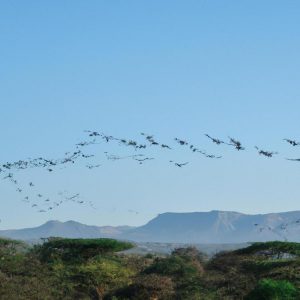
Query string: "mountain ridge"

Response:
xmin=1 ymin=210 xmax=300 ymax=243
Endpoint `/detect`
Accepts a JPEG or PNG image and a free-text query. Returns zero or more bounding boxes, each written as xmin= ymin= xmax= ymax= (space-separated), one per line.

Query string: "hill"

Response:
xmin=0 ymin=220 xmax=132 ymax=241
xmin=1 ymin=210 xmax=300 ymax=244
xmin=125 ymin=210 xmax=300 ymax=243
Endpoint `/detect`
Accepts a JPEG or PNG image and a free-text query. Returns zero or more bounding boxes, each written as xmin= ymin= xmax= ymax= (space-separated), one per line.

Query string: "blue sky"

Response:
xmin=1 ymin=1 xmax=300 ymax=229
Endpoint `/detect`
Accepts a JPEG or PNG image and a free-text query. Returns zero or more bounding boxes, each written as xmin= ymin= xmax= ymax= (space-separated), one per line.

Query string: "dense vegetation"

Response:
xmin=1 ymin=238 xmax=300 ymax=299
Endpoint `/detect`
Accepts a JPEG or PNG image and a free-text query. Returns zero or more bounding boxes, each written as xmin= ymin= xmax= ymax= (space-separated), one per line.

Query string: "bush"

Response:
xmin=245 ymin=279 xmax=298 ymax=300
xmin=112 ymin=274 xmax=175 ymax=300
xmin=33 ymin=238 xmax=134 ymax=263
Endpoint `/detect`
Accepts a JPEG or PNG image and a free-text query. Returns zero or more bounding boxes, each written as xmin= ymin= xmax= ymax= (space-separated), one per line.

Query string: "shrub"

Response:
xmin=33 ymin=238 xmax=134 ymax=263
xmin=112 ymin=274 xmax=175 ymax=300
xmin=245 ymin=279 xmax=298 ymax=300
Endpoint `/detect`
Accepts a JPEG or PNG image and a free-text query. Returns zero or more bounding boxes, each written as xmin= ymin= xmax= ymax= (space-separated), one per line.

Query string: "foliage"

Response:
xmin=33 ymin=237 xmax=134 ymax=263
xmin=236 ymin=241 xmax=300 ymax=257
xmin=245 ymin=279 xmax=298 ymax=300
xmin=1 ymin=239 xmax=300 ymax=299
xmin=112 ymin=274 xmax=175 ymax=300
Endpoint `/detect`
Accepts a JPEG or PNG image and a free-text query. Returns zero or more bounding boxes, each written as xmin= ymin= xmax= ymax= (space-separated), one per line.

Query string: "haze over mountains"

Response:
xmin=1 ymin=210 xmax=300 ymax=244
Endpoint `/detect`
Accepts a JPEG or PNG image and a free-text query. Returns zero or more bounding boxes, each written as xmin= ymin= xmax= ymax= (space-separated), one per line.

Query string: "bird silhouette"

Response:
xmin=86 ymin=164 xmax=101 ymax=169
xmin=169 ymin=161 xmax=189 ymax=167
xmin=134 ymin=157 xmax=154 ymax=164
xmin=84 ymin=130 xmax=101 ymax=137
xmin=286 ymin=158 xmax=300 ymax=162
xmin=228 ymin=137 xmax=245 ymax=151
xmin=205 ymin=134 xmax=226 ymax=145
xmin=283 ymin=139 xmax=300 ymax=146
xmin=174 ymin=138 xmax=188 ymax=146
xmin=255 ymin=146 xmax=278 ymax=158
xmin=198 ymin=150 xmax=222 ymax=159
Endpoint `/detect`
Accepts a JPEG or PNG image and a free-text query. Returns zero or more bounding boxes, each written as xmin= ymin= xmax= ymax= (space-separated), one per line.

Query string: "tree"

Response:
xmin=245 ymin=279 xmax=298 ymax=300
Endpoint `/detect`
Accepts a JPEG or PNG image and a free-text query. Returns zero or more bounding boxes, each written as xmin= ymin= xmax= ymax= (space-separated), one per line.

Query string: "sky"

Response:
xmin=1 ymin=1 xmax=300 ymax=229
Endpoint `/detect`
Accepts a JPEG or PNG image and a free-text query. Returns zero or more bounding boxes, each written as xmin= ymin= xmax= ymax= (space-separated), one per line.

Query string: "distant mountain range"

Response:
xmin=1 ymin=210 xmax=300 ymax=244
xmin=0 ymin=220 xmax=133 ymax=242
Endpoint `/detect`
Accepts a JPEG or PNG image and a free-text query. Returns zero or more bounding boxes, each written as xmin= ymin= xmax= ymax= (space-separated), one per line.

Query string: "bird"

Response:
xmin=127 ymin=140 xmax=137 ymax=147
xmin=174 ymin=138 xmax=188 ymax=146
xmin=119 ymin=138 xmax=127 ymax=144
xmin=169 ymin=161 xmax=189 ymax=167
xmin=86 ymin=164 xmax=101 ymax=169
xmin=142 ymin=134 xmax=160 ymax=146
xmin=141 ymin=133 xmax=153 ymax=141
xmin=66 ymin=193 xmax=80 ymax=201
xmin=84 ymin=130 xmax=101 ymax=137
xmin=205 ymin=134 xmax=226 ymax=145
xmin=103 ymin=135 xmax=116 ymax=143
xmin=3 ymin=173 xmax=13 ymax=180
xmin=283 ymin=139 xmax=300 ymax=146
xmin=134 ymin=157 xmax=154 ymax=164
xmin=198 ymin=150 xmax=222 ymax=159
xmin=255 ymin=146 xmax=278 ymax=158
xmin=151 ymin=141 xmax=159 ymax=146
xmin=81 ymin=154 xmax=95 ymax=159
xmin=286 ymin=158 xmax=300 ymax=162
xmin=161 ymin=144 xmax=172 ymax=149
xmin=76 ymin=140 xmax=97 ymax=148
xmin=228 ymin=137 xmax=245 ymax=151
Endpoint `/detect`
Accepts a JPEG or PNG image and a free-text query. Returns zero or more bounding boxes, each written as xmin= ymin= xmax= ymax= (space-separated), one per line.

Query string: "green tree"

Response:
xmin=246 ymin=279 xmax=298 ymax=300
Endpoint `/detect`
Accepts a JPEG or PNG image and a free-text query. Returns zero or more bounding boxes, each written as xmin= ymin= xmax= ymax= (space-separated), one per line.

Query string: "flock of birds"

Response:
xmin=254 ymin=217 xmax=300 ymax=241
xmin=1 ymin=130 xmax=300 ymax=235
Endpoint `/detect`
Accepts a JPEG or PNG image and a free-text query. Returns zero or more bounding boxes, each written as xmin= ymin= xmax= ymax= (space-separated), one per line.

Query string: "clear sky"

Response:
xmin=1 ymin=1 xmax=300 ymax=229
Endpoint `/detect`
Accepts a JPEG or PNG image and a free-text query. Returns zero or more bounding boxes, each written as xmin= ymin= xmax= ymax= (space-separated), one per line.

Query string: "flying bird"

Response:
xmin=228 ymin=137 xmax=245 ymax=151
xmin=205 ymin=134 xmax=226 ymax=145
xmin=198 ymin=150 xmax=222 ymax=159
xmin=76 ymin=139 xmax=97 ymax=147
xmin=286 ymin=158 xmax=300 ymax=162
xmin=255 ymin=146 xmax=278 ymax=158
xmin=86 ymin=164 xmax=101 ymax=169
xmin=174 ymin=138 xmax=188 ymax=146
xmin=283 ymin=139 xmax=300 ymax=146
xmin=161 ymin=144 xmax=172 ymax=149
xmin=84 ymin=130 xmax=101 ymax=137
xmin=169 ymin=161 xmax=189 ymax=167
xmin=134 ymin=157 xmax=154 ymax=164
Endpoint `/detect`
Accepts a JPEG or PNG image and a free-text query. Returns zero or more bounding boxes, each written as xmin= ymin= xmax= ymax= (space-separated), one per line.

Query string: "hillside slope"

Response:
xmin=1 ymin=210 xmax=300 ymax=243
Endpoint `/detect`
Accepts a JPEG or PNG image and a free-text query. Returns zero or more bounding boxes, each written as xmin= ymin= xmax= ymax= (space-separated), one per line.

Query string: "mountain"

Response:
xmin=0 ymin=220 xmax=133 ymax=241
xmin=124 ymin=210 xmax=300 ymax=243
xmin=1 ymin=210 xmax=300 ymax=243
